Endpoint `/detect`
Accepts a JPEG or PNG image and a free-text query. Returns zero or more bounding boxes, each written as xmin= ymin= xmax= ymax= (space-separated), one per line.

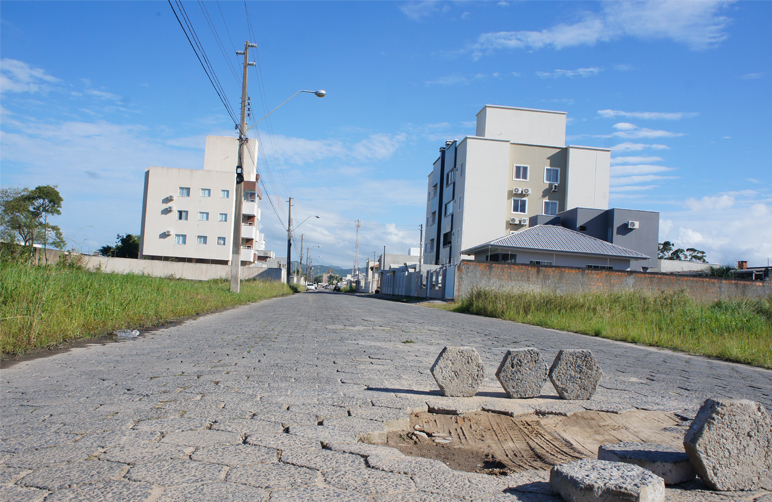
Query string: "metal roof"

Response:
xmin=462 ymin=225 xmax=650 ymax=260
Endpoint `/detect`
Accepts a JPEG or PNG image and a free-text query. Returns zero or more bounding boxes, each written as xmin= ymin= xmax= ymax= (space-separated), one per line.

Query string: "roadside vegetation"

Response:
xmin=1 ymin=259 xmax=293 ymax=356
xmin=429 ymin=289 xmax=772 ymax=369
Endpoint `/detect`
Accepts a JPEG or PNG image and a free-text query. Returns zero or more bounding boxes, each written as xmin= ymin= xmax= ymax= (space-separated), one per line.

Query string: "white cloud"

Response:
xmin=351 ymin=133 xmax=407 ymax=162
xmin=536 ymin=67 xmax=602 ymax=78
xmin=611 ymin=142 xmax=670 ymax=152
xmin=612 ymin=122 xmax=637 ymax=130
xmin=611 ymin=164 xmax=674 ymax=176
xmin=610 ymin=174 xmax=677 ymax=186
xmin=468 ymin=0 xmax=733 ymax=58
xmin=425 ymin=72 xmax=502 ymax=86
xmin=498 ymin=2 xmax=510 ymax=7
xmin=85 ymin=89 xmax=121 ymax=101
xmin=610 ymin=184 xmax=660 ymax=192
xmin=661 ymin=192 xmax=772 ymax=265
xmin=0 ymin=59 xmax=60 ymax=94
xmin=598 ymin=109 xmax=698 ymax=120
xmin=614 ymin=64 xmax=634 ymax=71
xmin=612 ymin=128 xmax=684 ymax=139
xmin=611 ymin=156 xmax=663 ymax=164
xmin=740 ymin=72 xmax=764 ymax=79
xmin=400 ymin=1 xmax=439 ymax=21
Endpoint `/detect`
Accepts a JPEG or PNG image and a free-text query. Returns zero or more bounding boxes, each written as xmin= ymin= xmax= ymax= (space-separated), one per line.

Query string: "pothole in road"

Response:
xmin=375 ymin=409 xmax=687 ymax=476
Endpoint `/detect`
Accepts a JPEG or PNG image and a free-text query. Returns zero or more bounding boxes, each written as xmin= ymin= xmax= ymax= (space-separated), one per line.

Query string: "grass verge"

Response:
xmin=1 ymin=262 xmax=293 ymax=356
xmin=430 ymin=289 xmax=772 ymax=369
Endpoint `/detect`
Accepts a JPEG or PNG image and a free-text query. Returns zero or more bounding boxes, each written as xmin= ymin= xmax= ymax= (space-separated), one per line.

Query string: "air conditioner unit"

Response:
xmin=551 ymin=184 xmax=559 ymax=193
xmin=168 ymin=206 xmax=174 ymax=212
xmin=509 ymin=217 xmax=519 ymax=225
xmin=163 ymin=230 xmax=172 ymax=236
xmin=513 ymin=188 xmax=521 ymax=195
xmin=521 ymin=218 xmax=529 ymax=226
xmin=628 ymin=220 xmax=640 ymax=229
xmin=522 ymin=188 xmax=531 ymax=195
xmin=168 ymin=195 xmax=175 ymax=201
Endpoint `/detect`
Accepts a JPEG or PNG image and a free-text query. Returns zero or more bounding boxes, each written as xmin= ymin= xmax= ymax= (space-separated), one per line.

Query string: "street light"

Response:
xmin=306 ymin=245 xmax=321 ymax=281
xmin=230 ymin=86 xmax=325 ymax=293
xmin=287 ymin=212 xmax=320 ymax=285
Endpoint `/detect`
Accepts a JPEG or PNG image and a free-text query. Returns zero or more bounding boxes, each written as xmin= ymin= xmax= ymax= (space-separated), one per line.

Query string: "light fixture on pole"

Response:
xmin=287 ymin=214 xmax=320 ymax=285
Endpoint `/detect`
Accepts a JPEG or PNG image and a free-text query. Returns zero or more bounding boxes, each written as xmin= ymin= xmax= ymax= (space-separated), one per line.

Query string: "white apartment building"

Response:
xmin=424 ymin=105 xmax=610 ymax=265
xmin=139 ymin=136 xmax=266 ymax=265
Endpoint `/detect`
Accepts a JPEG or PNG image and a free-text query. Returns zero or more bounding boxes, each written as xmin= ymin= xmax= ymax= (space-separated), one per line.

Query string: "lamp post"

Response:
xmin=286 ymin=214 xmax=320 ymax=285
xmin=231 ymin=85 xmax=325 ymax=293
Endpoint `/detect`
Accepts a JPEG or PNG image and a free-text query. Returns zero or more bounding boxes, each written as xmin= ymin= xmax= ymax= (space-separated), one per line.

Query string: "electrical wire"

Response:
xmin=197 ymin=0 xmax=240 ymax=86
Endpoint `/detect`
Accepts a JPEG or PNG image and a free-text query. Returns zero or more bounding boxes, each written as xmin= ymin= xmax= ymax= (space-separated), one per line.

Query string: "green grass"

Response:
xmin=1 ymin=262 xmax=293 ymax=356
xmin=435 ymin=289 xmax=772 ymax=369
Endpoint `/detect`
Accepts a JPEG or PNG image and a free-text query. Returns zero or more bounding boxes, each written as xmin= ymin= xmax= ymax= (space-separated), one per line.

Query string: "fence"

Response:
xmin=455 ymin=261 xmax=771 ymax=302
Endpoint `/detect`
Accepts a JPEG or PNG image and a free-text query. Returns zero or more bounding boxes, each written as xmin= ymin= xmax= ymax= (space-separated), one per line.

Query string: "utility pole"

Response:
xmin=299 ymin=234 xmax=304 ymax=282
xmin=230 ymin=41 xmax=256 ymax=293
xmin=419 ymin=223 xmax=423 ymax=274
xmin=352 ymin=219 xmax=361 ymax=280
xmin=286 ymin=197 xmax=293 ymax=285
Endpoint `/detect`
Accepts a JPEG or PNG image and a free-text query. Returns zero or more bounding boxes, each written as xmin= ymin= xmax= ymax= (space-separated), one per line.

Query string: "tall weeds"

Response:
xmin=456 ymin=288 xmax=772 ymax=369
xmin=1 ymin=262 xmax=292 ymax=355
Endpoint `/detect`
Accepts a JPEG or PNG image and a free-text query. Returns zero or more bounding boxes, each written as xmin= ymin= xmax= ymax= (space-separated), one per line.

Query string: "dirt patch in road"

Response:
xmin=378 ymin=409 xmax=686 ymax=475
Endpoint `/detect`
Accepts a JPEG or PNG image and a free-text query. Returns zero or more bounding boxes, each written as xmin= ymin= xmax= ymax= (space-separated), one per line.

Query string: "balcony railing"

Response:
xmin=242 ymin=201 xmax=258 ymax=216
xmin=241 ymin=223 xmax=257 ymax=240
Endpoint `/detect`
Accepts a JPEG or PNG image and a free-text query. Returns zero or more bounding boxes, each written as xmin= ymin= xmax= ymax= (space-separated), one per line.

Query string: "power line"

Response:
xmin=197 ymin=0 xmax=240 ymax=86
xmin=168 ymin=0 xmax=238 ymax=125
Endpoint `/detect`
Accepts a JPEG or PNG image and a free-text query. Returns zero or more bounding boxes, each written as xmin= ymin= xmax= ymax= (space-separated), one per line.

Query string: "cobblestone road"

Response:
xmin=2 ymin=291 xmax=771 ymax=501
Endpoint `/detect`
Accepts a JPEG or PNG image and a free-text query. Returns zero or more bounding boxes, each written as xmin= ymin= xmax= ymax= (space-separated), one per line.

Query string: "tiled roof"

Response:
xmin=462 ymin=225 xmax=650 ymax=260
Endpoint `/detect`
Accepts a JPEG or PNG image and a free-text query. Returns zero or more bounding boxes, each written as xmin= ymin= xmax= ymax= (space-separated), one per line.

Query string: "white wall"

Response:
xmin=474 ymin=250 xmax=633 ymax=270
xmin=476 ymin=105 xmax=566 ymax=147
xmin=203 ymin=136 xmax=258 ymax=181
xmin=565 ymin=146 xmax=610 ymax=210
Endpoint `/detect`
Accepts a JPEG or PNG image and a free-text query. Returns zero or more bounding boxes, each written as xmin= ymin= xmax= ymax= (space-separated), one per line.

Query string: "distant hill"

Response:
xmin=289 ymin=262 xmax=350 ymax=278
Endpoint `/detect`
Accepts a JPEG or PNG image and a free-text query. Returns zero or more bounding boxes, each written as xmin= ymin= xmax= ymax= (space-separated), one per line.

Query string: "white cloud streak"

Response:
xmin=536 ymin=67 xmax=602 ymax=78
xmin=599 ymin=109 xmax=698 ymax=120
xmin=611 ymin=164 xmax=674 ymax=176
xmin=0 ymin=58 xmax=60 ymax=94
xmin=611 ymin=156 xmax=664 ymax=164
xmin=611 ymin=142 xmax=670 ymax=152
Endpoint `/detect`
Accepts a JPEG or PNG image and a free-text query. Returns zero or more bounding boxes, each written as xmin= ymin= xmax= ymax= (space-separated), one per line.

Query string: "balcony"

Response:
xmin=242 ymin=223 xmax=257 ymax=240
xmin=241 ymin=247 xmax=255 ymax=263
xmin=242 ymin=201 xmax=258 ymax=216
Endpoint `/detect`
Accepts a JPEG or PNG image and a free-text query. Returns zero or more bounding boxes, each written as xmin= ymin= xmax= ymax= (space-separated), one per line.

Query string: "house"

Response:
xmin=139 ymin=136 xmax=267 ymax=265
xmin=530 ymin=207 xmax=659 ymax=272
xmin=461 ymin=224 xmax=650 ymax=271
xmin=424 ymin=105 xmax=610 ymax=266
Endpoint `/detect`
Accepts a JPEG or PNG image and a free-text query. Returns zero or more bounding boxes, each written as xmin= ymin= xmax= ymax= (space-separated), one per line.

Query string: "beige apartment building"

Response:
xmin=139 ymin=136 xmax=266 ymax=265
xmin=424 ymin=105 xmax=610 ymax=265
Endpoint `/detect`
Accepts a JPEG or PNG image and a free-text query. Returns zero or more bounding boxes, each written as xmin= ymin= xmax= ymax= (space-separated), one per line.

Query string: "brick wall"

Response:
xmin=455 ymin=261 xmax=771 ymax=302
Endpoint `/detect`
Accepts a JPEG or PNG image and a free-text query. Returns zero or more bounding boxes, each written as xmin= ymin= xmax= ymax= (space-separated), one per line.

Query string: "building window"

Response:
xmin=458 ymin=195 xmax=463 ymax=211
xmin=530 ymin=260 xmax=552 ymax=266
xmin=431 ymin=211 xmax=436 ymax=225
xmin=197 ymin=235 xmax=207 ymax=245
xmin=544 ymin=201 xmax=559 ymax=215
xmin=198 ymin=212 xmax=209 ymax=221
xmin=442 ymin=231 xmax=452 ymax=248
xmin=201 ymin=188 xmax=211 ymax=197
xmin=175 ymin=234 xmax=186 ymax=245
xmin=179 ymin=187 xmax=190 ymax=197
xmin=221 ymin=189 xmax=229 ymax=198
xmin=217 ymin=237 xmax=226 ymax=246
xmin=444 ymin=200 xmax=453 ymax=217
xmin=177 ymin=210 xmax=188 ymax=221
xmin=586 ymin=265 xmax=612 ymax=270
xmin=244 ymin=191 xmax=256 ymax=202
xmin=432 ymin=184 xmax=438 ymax=199
xmin=545 ymin=167 xmax=560 ymax=184
xmin=512 ymin=199 xmax=527 ymax=214
xmin=219 ymin=213 xmax=228 ymax=222
xmin=514 ymin=165 xmax=529 ymax=181
xmin=445 ymin=169 xmax=455 ymax=186
xmin=428 ymin=239 xmax=435 ymax=253
xmin=460 ymin=163 xmax=464 ymax=177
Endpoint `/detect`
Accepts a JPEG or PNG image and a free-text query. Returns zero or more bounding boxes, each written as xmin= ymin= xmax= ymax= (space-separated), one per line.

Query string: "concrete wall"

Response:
xmin=78 ymin=255 xmax=284 ymax=282
xmin=455 ymin=261 xmax=771 ymax=302
xmin=476 ymin=105 xmax=566 ymax=147
xmin=565 ymin=146 xmax=610 ymax=211
xmin=471 ymin=250 xmax=633 ymax=270
xmin=203 ymin=136 xmax=257 ymax=181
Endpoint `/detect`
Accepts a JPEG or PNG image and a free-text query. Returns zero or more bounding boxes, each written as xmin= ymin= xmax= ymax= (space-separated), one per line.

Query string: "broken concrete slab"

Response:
xmin=495 ymin=348 xmax=548 ymax=399
xmin=550 ymin=458 xmax=665 ymax=502
xmin=683 ymin=398 xmax=772 ymax=491
xmin=549 ymin=349 xmax=603 ymax=401
xmin=598 ymin=442 xmax=695 ymax=485
xmin=430 ymin=347 xmax=485 ymax=398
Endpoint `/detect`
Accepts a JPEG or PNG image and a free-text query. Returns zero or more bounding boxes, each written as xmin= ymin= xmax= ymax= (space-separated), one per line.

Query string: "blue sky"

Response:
xmin=1 ymin=0 xmax=770 ymax=267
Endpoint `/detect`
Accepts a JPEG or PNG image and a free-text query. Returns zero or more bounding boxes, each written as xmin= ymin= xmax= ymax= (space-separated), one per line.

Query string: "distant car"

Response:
xmin=306 ymin=283 xmax=316 ymax=291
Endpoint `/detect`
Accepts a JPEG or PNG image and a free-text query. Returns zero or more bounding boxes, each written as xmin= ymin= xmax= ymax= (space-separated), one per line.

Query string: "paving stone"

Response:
xmin=191 ymin=443 xmax=278 ymax=465
xmin=504 ymin=469 xmax=552 ymax=494
xmin=0 ymin=464 xmax=28 ymax=484
xmin=350 ymin=405 xmax=409 ymax=423
xmin=126 ymin=458 xmax=225 ymax=485
xmin=534 ymin=402 xmax=585 ymax=417
xmin=0 ymin=432 xmax=79 ymax=453
xmin=325 ymin=442 xmax=405 ymax=458
xmin=101 ymin=441 xmax=191 ymax=464
xmin=426 ymin=398 xmax=482 ymax=415
xmin=369 ymin=395 xmax=429 ymax=414
xmin=280 ymin=447 xmax=366 ymax=471
xmin=132 ymin=417 xmax=210 ymax=432
xmin=366 ymin=454 xmax=451 ymax=476
xmin=212 ymin=418 xmax=284 ymax=435
xmin=287 ymin=425 xmax=358 ymax=444
xmin=269 ymin=485 xmax=369 ymax=502
xmin=482 ymin=401 xmax=535 ymax=417
xmin=288 ymin=404 xmax=350 ymax=420
xmin=598 ymin=442 xmax=696 ymax=485
xmin=430 ymin=346 xmax=486 ymax=397
xmin=157 ymin=481 xmax=268 ymax=502
xmin=325 ymin=467 xmax=415 ymax=495
xmin=580 ymin=401 xmax=635 ymax=414
xmin=412 ymin=469 xmax=508 ymax=499
xmin=5 ymin=443 xmax=100 ymax=469
xmin=73 ymin=429 xmax=162 ymax=448
xmin=0 ymin=485 xmax=49 ymax=502
xmin=373 ymin=493 xmax=467 ymax=502
xmin=322 ymin=416 xmax=387 ymax=435
xmin=18 ymin=460 xmax=128 ymax=491
xmin=244 ymin=432 xmax=321 ymax=451
xmin=550 ymin=458 xmax=665 ymax=502
xmin=160 ymin=429 xmax=242 ymax=446
xmin=496 ymin=348 xmax=549 ymax=399
xmin=226 ymin=462 xmax=319 ymax=490
xmin=548 ymin=350 xmax=603 ymax=401
xmin=42 ymin=480 xmax=155 ymax=502
xmin=683 ymin=398 xmax=772 ymax=491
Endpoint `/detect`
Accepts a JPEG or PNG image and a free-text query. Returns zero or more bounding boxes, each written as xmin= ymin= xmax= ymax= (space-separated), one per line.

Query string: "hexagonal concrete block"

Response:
xmin=548 ymin=349 xmax=602 ymax=400
xmin=550 ymin=459 xmax=665 ymax=502
xmin=430 ymin=347 xmax=485 ymax=397
xmin=495 ymin=348 xmax=548 ymax=399
xmin=598 ymin=442 xmax=695 ymax=485
xmin=683 ymin=398 xmax=772 ymax=491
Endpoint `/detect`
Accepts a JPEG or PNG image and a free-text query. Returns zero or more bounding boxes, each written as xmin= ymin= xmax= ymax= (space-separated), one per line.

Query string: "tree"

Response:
xmin=658 ymin=241 xmax=674 ymax=260
xmin=0 ymin=186 xmax=65 ymax=262
xmin=658 ymin=241 xmax=707 ymax=262
xmin=99 ymin=234 xmax=140 ymax=258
